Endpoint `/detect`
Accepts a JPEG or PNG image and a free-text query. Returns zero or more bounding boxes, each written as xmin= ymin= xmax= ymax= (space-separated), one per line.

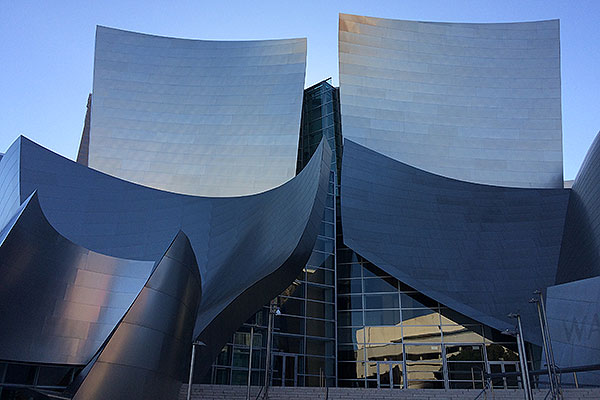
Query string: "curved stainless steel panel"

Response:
xmin=339 ymin=14 xmax=563 ymax=188
xmin=0 ymin=192 xmax=154 ymax=365
xmin=546 ymin=276 xmax=600 ymax=386
xmin=69 ymin=231 xmax=201 ymax=400
xmin=89 ymin=26 xmax=306 ymax=197
xmin=1 ymin=135 xmax=331 ymax=372
xmin=340 ymin=139 xmax=569 ymax=342
xmin=557 ymin=131 xmax=600 ymax=284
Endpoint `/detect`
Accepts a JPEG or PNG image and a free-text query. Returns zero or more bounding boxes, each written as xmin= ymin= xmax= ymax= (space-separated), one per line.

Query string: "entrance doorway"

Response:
xmin=271 ymin=353 xmax=298 ymax=387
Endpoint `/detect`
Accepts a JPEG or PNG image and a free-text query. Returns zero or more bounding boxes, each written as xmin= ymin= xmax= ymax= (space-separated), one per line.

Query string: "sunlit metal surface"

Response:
xmin=340 ymin=139 xmax=569 ymax=343
xmin=0 ymin=192 xmax=154 ymax=365
xmin=1 ymin=135 xmax=330 ymax=377
xmin=557 ymin=131 xmax=600 ymax=284
xmin=67 ymin=231 xmax=202 ymax=400
xmin=339 ymin=14 xmax=563 ymax=188
xmin=86 ymin=26 xmax=306 ymax=196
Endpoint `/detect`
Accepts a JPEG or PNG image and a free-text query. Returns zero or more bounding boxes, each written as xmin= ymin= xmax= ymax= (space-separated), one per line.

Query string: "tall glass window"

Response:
xmin=336 ymin=250 xmax=523 ymax=390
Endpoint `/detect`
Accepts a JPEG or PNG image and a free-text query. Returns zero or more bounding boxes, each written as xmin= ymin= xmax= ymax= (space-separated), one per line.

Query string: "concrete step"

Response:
xmin=179 ymin=384 xmax=600 ymax=400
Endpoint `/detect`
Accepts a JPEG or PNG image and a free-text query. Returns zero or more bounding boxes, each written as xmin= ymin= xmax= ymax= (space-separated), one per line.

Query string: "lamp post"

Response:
xmin=536 ymin=290 xmax=560 ymax=392
xmin=186 ymin=340 xmax=205 ymax=400
xmin=502 ymin=328 xmax=530 ymax=400
xmin=264 ymin=300 xmax=280 ymax=400
xmin=506 ymin=313 xmax=533 ymax=400
xmin=530 ymin=296 xmax=555 ymax=398
xmin=246 ymin=325 xmax=255 ymax=400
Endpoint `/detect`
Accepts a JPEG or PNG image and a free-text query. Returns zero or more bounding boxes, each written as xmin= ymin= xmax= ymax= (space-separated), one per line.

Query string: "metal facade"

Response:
xmin=0 ymin=192 xmax=154 ymax=365
xmin=0 ymin=134 xmax=330 ymax=396
xmin=88 ymin=26 xmax=307 ymax=196
xmin=545 ymin=276 xmax=600 ymax=387
xmin=340 ymin=139 xmax=570 ymax=343
xmin=557 ymin=131 xmax=600 ymax=284
xmin=68 ymin=231 xmax=202 ymax=400
xmin=339 ymin=14 xmax=563 ymax=188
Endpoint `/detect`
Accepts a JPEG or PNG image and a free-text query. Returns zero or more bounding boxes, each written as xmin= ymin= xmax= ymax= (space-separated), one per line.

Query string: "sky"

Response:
xmin=1 ymin=0 xmax=598 ymax=180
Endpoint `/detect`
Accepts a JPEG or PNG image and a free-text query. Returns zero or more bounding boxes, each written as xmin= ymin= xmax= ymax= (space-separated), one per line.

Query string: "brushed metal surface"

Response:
xmin=339 ymin=14 xmax=563 ymax=189
xmin=88 ymin=26 xmax=306 ymax=197
xmin=340 ymin=139 xmax=569 ymax=343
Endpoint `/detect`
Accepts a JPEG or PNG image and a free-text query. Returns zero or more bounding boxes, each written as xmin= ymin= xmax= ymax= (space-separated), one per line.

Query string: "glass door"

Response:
xmin=271 ymin=353 xmax=297 ymax=387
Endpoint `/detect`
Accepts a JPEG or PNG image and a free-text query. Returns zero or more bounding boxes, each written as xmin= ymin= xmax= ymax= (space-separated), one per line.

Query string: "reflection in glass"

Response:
xmin=362 ymin=326 xmax=401 ymax=345
xmin=366 ymin=344 xmax=403 ymax=361
xmin=365 ymin=293 xmax=399 ymax=309
xmin=402 ymin=325 xmax=442 ymax=343
xmin=363 ymin=277 xmax=397 ymax=293
xmin=405 ymin=345 xmax=442 ymax=361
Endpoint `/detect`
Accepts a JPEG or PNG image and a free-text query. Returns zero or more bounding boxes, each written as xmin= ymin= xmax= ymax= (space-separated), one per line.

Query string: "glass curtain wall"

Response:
xmin=0 ymin=362 xmax=81 ymax=398
xmin=208 ymin=79 xmax=340 ymax=387
xmin=336 ymin=250 xmax=525 ymax=390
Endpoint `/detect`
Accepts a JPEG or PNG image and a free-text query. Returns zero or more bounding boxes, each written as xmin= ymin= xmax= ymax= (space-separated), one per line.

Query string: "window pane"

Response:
xmin=4 ymin=364 xmax=36 ymax=385
xmin=338 ymin=344 xmax=362 ymax=361
xmin=363 ymin=277 xmax=397 ymax=293
xmin=366 ymin=343 xmax=403 ymax=361
xmin=274 ymin=315 xmax=304 ymax=335
xmin=338 ymin=295 xmax=362 ymax=310
xmin=402 ymin=325 xmax=442 ymax=343
xmin=306 ymin=338 xmax=335 ymax=357
xmin=36 ymin=366 xmax=74 ymax=387
xmin=273 ymin=335 xmax=303 ymax=354
xmin=307 ymin=284 xmax=334 ymax=302
xmin=306 ymin=319 xmax=334 ymax=338
xmin=338 ymin=362 xmax=365 ymax=380
xmin=337 ymin=263 xmax=362 ymax=278
xmin=338 ymin=327 xmax=365 ymax=344
xmin=365 ymin=293 xmax=399 ymax=309
xmin=445 ymin=345 xmax=483 ymax=361
xmin=405 ymin=345 xmax=442 ymax=361
xmin=305 ymin=267 xmax=334 ymax=286
xmin=443 ymin=325 xmax=485 ymax=343
xmin=402 ymin=309 xmax=440 ymax=325
xmin=307 ymin=300 xmax=334 ymax=320
xmin=279 ymin=297 xmax=305 ymax=316
xmin=338 ymin=310 xmax=363 ymax=326
xmin=364 ymin=310 xmax=401 ymax=326
xmin=401 ymin=293 xmax=438 ymax=309
xmin=338 ymin=279 xmax=362 ymax=294
xmin=363 ymin=325 xmax=402 ymax=344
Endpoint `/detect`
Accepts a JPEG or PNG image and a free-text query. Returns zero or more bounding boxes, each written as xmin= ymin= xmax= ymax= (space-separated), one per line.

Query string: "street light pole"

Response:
xmin=537 ymin=290 xmax=560 ymax=396
xmin=246 ymin=325 xmax=255 ymax=400
xmin=508 ymin=313 xmax=532 ymax=400
xmin=186 ymin=341 xmax=205 ymax=400
xmin=502 ymin=328 xmax=529 ymax=400
xmin=530 ymin=296 xmax=555 ymax=398
xmin=264 ymin=300 xmax=279 ymax=400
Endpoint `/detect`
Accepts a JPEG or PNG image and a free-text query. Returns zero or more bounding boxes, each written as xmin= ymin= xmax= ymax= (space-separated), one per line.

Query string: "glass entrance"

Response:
xmin=376 ymin=362 xmax=403 ymax=388
xmin=271 ymin=353 xmax=298 ymax=387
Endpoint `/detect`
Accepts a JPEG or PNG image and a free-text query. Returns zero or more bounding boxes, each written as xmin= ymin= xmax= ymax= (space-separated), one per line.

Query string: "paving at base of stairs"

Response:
xmin=179 ymin=384 xmax=600 ymax=400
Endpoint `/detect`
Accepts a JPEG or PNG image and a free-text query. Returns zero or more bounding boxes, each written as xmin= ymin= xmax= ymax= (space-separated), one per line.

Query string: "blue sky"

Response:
xmin=1 ymin=0 xmax=598 ymax=179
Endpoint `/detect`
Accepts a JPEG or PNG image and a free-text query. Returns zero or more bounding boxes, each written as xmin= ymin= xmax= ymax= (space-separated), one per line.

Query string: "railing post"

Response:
xmin=247 ymin=325 xmax=254 ymax=400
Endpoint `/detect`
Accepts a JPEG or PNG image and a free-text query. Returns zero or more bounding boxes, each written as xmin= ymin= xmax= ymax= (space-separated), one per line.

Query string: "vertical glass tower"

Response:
xmin=206 ymin=79 xmax=339 ymax=387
